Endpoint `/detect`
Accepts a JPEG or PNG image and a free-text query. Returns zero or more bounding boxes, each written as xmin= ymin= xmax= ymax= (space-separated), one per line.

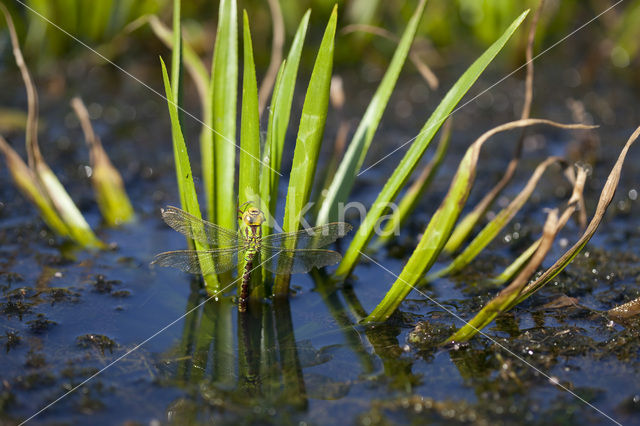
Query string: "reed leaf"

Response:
xmin=1 ymin=4 xmax=102 ymax=248
xmin=0 ymin=135 xmax=69 ymax=236
xmin=35 ymin=162 xmax=104 ymax=248
xmin=24 ymin=0 xmax=51 ymax=55
xmin=273 ymin=5 xmax=337 ymax=295
xmin=447 ymin=123 xmax=640 ymax=342
xmin=364 ymin=120 xmax=594 ymax=323
xmin=511 ymin=126 xmax=640 ymax=305
xmin=160 ymin=58 xmax=218 ymax=291
xmin=147 ymin=15 xmax=209 ymax=112
xmin=88 ymin=0 xmax=114 ymax=40
xmin=445 ymin=167 xmax=590 ymax=343
xmin=426 ymin=156 xmax=565 ymax=282
xmin=372 ymin=118 xmax=451 ymax=249
xmin=238 ymin=10 xmax=261 ymax=298
xmin=170 ymin=0 xmax=183 ymax=119
xmin=443 ymin=3 xmax=543 ymax=254
xmin=209 ymin=0 xmax=238 ymax=229
xmin=239 ymin=10 xmax=260 ymax=212
xmin=71 ymin=97 xmax=135 ymax=226
xmin=259 ymin=60 xmax=286 ymax=228
xmin=335 ymin=10 xmax=530 ymax=279
xmin=487 ymin=238 xmax=541 ymax=286
xmin=260 ymin=10 xmax=311 ymax=224
xmin=315 ymin=0 xmax=428 ymax=226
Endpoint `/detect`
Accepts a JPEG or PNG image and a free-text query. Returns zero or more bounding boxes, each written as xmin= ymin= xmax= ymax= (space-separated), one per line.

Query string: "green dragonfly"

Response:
xmin=152 ymin=205 xmax=352 ymax=312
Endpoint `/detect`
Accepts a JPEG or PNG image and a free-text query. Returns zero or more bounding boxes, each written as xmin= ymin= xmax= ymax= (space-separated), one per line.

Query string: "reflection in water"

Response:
xmin=160 ymin=271 xmax=406 ymax=422
xmin=162 ymin=272 xmax=581 ymax=424
xmin=161 ymin=286 xmax=314 ymax=422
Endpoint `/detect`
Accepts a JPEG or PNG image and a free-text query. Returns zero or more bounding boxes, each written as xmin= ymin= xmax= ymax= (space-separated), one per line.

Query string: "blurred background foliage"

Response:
xmin=1 ymin=0 xmax=638 ymax=80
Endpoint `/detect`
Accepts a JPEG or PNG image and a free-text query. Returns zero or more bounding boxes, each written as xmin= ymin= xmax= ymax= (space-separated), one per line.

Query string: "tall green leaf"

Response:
xmin=260 ymin=61 xmax=285 ymax=226
xmin=0 ymin=136 xmax=70 ymax=237
xmin=238 ymin=10 xmax=260 ymax=209
xmin=444 ymin=167 xmax=590 ymax=343
xmin=335 ymin=10 xmax=530 ymax=279
xmin=260 ymin=10 xmax=311 ymax=225
xmin=170 ymin=0 xmax=182 ymax=106
xmin=315 ymin=0 xmax=428 ymax=226
xmin=364 ymin=119 xmax=587 ymax=323
xmin=238 ymin=10 xmax=261 ymax=298
xmin=273 ymin=5 xmax=337 ymax=295
xmin=372 ymin=118 xmax=451 ymax=249
xmin=88 ymin=0 xmax=114 ymax=40
xmin=160 ymin=58 xmax=218 ymax=291
xmin=425 ymin=156 xmax=564 ymax=282
xmin=1 ymin=3 xmax=102 ymax=249
xmin=209 ymin=0 xmax=238 ymax=229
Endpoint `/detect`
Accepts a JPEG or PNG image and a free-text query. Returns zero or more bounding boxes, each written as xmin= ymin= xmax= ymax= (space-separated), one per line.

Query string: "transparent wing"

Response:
xmin=260 ymin=246 xmax=343 ymax=274
xmin=261 ymin=222 xmax=352 ymax=250
xmin=151 ymin=247 xmax=244 ymax=275
xmin=161 ymin=206 xmax=239 ymax=247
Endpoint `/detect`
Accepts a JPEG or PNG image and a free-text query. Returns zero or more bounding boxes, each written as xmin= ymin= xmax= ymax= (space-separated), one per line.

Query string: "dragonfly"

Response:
xmin=152 ymin=205 xmax=352 ymax=312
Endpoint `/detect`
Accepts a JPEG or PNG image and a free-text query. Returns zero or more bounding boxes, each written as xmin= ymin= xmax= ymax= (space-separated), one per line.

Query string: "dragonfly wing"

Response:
xmin=152 ymin=247 xmax=244 ymax=275
xmin=161 ymin=206 xmax=239 ymax=247
xmin=261 ymin=222 xmax=352 ymax=250
xmin=260 ymin=247 xmax=343 ymax=274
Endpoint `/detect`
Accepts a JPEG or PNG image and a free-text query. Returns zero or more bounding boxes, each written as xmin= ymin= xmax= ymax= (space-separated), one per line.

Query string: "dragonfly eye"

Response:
xmin=242 ymin=208 xmax=265 ymax=226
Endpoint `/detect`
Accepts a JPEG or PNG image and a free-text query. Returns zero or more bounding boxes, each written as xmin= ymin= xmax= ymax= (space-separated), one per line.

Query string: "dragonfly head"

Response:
xmin=242 ymin=207 xmax=265 ymax=227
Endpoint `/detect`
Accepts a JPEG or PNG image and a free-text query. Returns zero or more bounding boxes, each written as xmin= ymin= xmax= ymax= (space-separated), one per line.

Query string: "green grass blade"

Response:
xmin=160 ymin=58 xmax=219 ymax=291
xmin=239 ymin=11 xmax=262 ymax=298
xmin=273 ymin=5 xmax=337 ymax=296
xmin=487 ymin=238 xmax=540 ymax=286
xmin=147 ymin=14 xmax=213 ymax=223
xmin=147 ymin=15 xmax=209 ymax=112
xmin=445 ymin=208 xmax=561 ymax=343
xmin=0 ymin=136 xmax=69 ymax=237
xmin=110 ymin=0 xmax=135 ymax=33
xmin=88 ymin=0 xmax=114 ymax=41
xmin=259 ymin=61 xmax=285 ymax=281
xmin=210 ymin=0 xmax=238 ymax=230
xmin=24 ymin=0 xmax=51 ymax=55
xmin=58 ymin=0 xmax=78 ymax=35
xmin=71 ymin=97 xmax=135 ymax=226
xmin=261 ymin=10 xmax=311 ymax=221
xmin=364 ymin=119 xmax=589 ymax=323
xmin=443 ymin=3 xmax=541 ymax=255
xmin=239 ymin=10 xmax=260 ymax=212
xmin=260 ymin=60 xmax=286 ymax=228
xmin=1 ymin=4 xmax=102 ymax=249
xmin=445 ymin=167 xmax=588 ymax=342
xmin=315 ymin=0 xmax=428 ymax=226
xmin=372 ymin=118 xmax=451 ymax=249
xmin=511 ymin=126 xmax=640 ymax=306
xmin=170 ymin=0 xmax=182 ymax=117
xmin=335 ymin=10 xmax=530 ymax=279
xmin=426 ymin=156 xmax=563 ymax=282
xmin=36 ymin=164 xmax=104 ymax=248
xmin=445 ymin=133 xmax=640 ymax=343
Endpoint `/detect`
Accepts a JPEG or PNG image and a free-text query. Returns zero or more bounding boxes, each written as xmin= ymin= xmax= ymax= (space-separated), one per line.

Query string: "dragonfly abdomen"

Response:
xmin=239 ymin=234 xmax=260 ymax=312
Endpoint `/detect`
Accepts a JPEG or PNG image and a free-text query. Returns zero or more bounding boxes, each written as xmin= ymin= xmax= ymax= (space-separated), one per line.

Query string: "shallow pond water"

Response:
xmin=1 ymin=52 xmax=640 ymax=426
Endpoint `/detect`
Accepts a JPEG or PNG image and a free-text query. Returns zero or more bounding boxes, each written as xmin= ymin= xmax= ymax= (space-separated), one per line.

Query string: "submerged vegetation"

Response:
xmin=1 ymin=0 xmax=640 ymax=424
